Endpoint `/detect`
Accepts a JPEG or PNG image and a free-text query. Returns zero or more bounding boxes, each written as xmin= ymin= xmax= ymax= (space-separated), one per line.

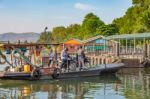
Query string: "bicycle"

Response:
xmin=58 ymin=57 xmax=77 ymax=72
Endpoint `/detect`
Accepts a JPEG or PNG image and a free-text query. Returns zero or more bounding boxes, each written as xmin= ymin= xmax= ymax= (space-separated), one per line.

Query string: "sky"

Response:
xmin=0 ymin=0 xmax=132 ymax=33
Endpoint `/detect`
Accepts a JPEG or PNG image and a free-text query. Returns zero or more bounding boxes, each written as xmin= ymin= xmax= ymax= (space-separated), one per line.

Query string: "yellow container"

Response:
xmin=24 ymin=64 xmax=31 ymax=72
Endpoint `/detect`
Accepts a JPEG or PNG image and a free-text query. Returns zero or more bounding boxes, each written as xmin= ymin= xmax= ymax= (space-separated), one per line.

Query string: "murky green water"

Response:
xmin=0 ymin=68 xmax=150 ymax=99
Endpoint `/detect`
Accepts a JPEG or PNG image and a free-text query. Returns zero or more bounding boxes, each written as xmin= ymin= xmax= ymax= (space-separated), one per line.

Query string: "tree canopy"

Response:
xmin=38 ymin=13 xmax=117 ymax=43
xmin=113 ymin=0 xmax=150 ymax=34
xmin=38 ymin=0 xmax=150 ymax=43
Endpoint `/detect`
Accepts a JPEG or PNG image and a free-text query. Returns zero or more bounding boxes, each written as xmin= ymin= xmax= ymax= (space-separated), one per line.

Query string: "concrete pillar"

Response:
xmin=93 ymin=57 xmax=94 ymax=66
xmin=101 ymin=58 xmax=103 ymax=64
xmin=94 ymin=58 xmax=96 ymax=65
xmin=96 ymin=58 xmax=98 ymax=65
xmin=103 ymin=58 xmax=106 ymax=65
xmin=97 ymin=58 xmax=99 ymax=65
xmin=100 ymin=58 xmax=102 ymax=64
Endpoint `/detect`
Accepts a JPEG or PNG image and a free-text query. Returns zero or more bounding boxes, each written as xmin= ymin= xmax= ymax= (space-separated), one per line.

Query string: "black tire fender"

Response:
xmin=31 ymin=68 xmax=41 ymax=79
xmin=52 ymin=68 xmax=61 ymax=79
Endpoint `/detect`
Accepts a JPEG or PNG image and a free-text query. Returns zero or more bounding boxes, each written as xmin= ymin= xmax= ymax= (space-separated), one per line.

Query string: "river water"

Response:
xmin=0 ymin=68 xmax=150 ymax=99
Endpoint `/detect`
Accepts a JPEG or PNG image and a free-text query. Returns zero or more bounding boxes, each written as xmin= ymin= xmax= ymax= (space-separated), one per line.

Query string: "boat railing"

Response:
xmin=0 ymin=50 xmax=13 ymax=67
xmin=13 ymin=48 xmax=36 ymax=67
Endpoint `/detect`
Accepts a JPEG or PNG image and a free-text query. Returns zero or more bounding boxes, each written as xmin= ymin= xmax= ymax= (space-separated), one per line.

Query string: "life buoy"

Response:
xmin=30 ymin=68 xmax=41 ymax=80
xmin=52 ymin=68 xmax=61 ymax=79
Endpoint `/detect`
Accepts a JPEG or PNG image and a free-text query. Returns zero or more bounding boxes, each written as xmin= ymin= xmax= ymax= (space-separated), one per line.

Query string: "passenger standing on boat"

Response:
xmin=48 ymin=49 xmax=55 ymax=67
xmin=77 ymin=46 xmax=85 ymax=70
xmin=60 ymin=47 xmax=69 ymax=71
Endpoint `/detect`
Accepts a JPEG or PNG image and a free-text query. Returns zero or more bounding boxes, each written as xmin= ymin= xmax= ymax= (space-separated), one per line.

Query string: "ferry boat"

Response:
xmin=0 ymin=43 xmax=124 ymax=80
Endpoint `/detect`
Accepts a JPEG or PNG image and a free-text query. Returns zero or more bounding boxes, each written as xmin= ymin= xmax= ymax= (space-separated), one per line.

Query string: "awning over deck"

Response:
xmin=106 ymin=33 xmax=150 ymax=40
xmin=64 ymin=38 xmax=83 ymax=45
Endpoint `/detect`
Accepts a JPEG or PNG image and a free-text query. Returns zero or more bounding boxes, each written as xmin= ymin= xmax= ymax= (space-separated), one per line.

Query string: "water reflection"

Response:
xmin=0 ymin=68 xmax=150 ymax=99
xmin=119 ymin=68 xmax=150 ymax=99
xmin=0 ymin=75 xmax=121 ymax=99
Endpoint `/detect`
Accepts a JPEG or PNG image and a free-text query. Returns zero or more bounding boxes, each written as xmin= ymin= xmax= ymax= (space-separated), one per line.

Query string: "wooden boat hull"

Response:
xmin=0 ymin=63 xmax=124 ymax=80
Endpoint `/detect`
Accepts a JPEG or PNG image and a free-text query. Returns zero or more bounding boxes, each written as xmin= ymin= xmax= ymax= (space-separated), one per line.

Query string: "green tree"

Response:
xmin=142 ymin=9 xmax=150 ymax=30
xmin=51 ymin=26 xmax=67 ymax=43
xmin=113 ymin=0 xmax=150 ymax=34
xmin=66 ymin=24 xmax=81 ymax=39
xmin=96 ymin=24 xmax=118 ymax=36
xmin=81 ymin=13 xmax=105 ymax=39
xmin=38 ymin=31 xmax=52 ymax=43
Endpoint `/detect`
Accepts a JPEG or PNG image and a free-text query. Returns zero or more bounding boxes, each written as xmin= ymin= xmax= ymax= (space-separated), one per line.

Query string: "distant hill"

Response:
xmin=0 ymin=32 xmax=40 ymax=43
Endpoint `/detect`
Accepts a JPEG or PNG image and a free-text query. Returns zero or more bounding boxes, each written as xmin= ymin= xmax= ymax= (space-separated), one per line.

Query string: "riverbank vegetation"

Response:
xmin=38 ymin=0 xmax=150 ymax=43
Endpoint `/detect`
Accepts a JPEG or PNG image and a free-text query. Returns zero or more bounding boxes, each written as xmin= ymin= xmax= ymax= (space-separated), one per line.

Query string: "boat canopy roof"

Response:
xmin=0 ymin=43 xmax=60 ymax=48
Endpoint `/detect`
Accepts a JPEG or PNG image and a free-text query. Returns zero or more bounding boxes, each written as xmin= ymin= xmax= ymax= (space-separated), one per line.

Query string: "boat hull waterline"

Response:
xmin=0 ymin=63 xmax=124 ymax=80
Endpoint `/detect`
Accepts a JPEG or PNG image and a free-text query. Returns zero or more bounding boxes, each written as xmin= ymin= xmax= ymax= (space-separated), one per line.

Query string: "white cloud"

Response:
xmin=74 ymin=3 xmax=95 ymax=11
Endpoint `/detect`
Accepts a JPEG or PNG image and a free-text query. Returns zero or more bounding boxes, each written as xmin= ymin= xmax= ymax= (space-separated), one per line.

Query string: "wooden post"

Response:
xmin=144 ymin=43 xmax=148 ymax=58
xmin=143 ymin=38 xmax=146 ymax=55
xmin=126 ymin=38 xmax=127 ymax=54
xmin=116 ymin=42 xmax=120 ymax=57
xmin=134 ymin=38 xmax=136 ymax=54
